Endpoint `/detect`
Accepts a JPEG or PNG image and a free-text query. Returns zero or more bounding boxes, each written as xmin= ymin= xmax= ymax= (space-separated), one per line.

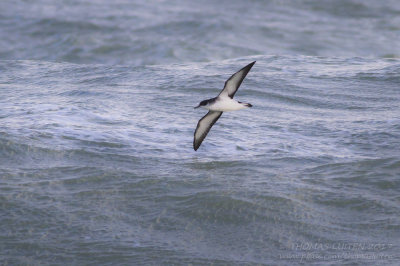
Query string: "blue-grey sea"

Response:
xmin=1 ymin=0 xmax=400 ymax=265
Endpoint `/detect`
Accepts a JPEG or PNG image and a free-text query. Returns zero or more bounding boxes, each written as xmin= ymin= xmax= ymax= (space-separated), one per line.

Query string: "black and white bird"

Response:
xmin=193 ymin=61 xmax=256 ymax=151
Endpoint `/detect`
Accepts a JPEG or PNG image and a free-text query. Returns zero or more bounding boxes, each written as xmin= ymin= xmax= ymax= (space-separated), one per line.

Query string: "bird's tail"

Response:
xmin=238 ymin=101 xmax=252 ymax=108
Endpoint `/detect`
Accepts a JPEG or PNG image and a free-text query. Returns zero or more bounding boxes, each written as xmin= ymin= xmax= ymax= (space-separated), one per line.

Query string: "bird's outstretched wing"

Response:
xmin=218 ymin=61 xmax=256 ymax=99
xmin=193 ymin=111 xmax=223 ymax=151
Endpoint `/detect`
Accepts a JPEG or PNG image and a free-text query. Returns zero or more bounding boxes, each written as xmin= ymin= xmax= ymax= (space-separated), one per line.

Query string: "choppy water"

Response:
xmin=1 ymin=0 xmax=400 ymax=265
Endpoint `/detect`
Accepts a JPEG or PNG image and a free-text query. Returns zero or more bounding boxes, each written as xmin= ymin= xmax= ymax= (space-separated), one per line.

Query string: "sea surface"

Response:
xmin=1 ymin=0 xmax=400 ymax=265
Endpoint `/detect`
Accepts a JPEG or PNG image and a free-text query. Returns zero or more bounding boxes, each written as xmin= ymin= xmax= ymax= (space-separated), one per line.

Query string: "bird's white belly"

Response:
xmin=208 ymin=98 xmax=246 ymax=112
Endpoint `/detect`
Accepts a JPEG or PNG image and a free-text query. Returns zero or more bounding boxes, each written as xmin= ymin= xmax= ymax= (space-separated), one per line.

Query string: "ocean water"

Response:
xmin=1 ymin=0 xmax=400 ymax=265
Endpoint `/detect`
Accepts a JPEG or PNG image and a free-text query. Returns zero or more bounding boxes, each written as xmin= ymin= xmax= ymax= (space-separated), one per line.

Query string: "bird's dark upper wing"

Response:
xmin=193 ymin=111 xmax=223 ymax=151
xmin=218 ymin=61 xmax=256 ymax=99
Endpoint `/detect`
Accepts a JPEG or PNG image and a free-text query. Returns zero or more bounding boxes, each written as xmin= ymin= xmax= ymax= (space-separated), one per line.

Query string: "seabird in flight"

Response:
xmin=193 ymin=61 xmax=256 ymax=151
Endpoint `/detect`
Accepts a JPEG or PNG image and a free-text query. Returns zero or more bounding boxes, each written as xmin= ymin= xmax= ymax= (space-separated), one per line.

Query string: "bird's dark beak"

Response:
xmin=194 ymin=105 xmax=200 ymax=109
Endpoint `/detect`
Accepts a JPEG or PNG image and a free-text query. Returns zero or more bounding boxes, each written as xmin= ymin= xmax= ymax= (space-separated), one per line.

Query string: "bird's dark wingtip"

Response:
xmin=245 ymin=61 xmax=256 ymax=69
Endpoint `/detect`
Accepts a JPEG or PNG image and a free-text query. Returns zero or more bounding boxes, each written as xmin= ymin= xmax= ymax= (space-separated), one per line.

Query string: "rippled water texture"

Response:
xmin=1 ymin=0 xmax=400 ymax=265
xmin=1 ymin=0 xmax=400 ymax=65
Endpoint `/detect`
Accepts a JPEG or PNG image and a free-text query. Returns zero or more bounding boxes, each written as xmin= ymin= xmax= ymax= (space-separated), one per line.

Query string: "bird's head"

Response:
xmin=194 ymin=99 xmax=209 ymax=109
